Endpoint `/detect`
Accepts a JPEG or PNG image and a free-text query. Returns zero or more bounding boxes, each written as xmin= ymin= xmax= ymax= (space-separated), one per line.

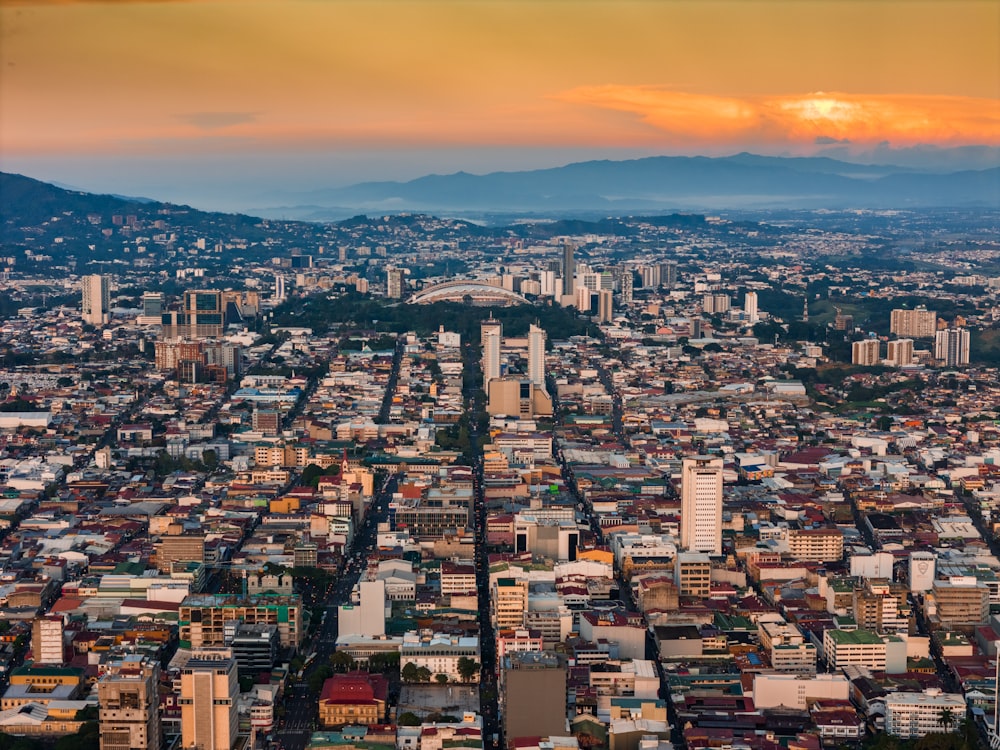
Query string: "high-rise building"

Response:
xmin=744 ymin=291 xmax=759 ymax=324
xmin=142 ymin=292 xmax=164 ymax=318
xmin=662 ymin=261 xmax=678 ymax=288
xmin=161 ymin=290 xmax=225 ymax=339
xmin=31 ymin=614 xmax=64 ymax=664
xmin=890 ymin=307 xmax=937 ymax=338
xmin=639 ymin=265 xmax=661 ymax=288
xmin=98 ymin=656 xmax=163 ymax=750
xmin=935 ymin=328 xmax=970 ymax=367
xmin=274 ymin=273 xmax=286 ymax=301
xmin=886 ymin=338 xmax=914 ymax=367
xmin=528 ymin=323 xmax=546 ymax=390
xmin=561 ymin=243 xmax=575 ymax=296
xmin=702 ymin=294 xmax=731 ymax=315
xmin=680 ymin=456 xmax=723 ymax=556
xmin=503 ymin=651 xmax=567 ymax=742
xmin=597 ymin=289 xmax=613 ymax=323
xmin=481 ymin=317 xmax=503 ymax=389
xmin=386 ymin=268 xmax=405 ymax=299
xmin=908 ymin=551 xmax=936 ymax=593
xmin=852 ymin=339 xmax=881 ymax=366
xmin=82 ymin=274 xmax=111 ymax=326
xmin=339 ymin=580 xmax=387 ymax=638
xmin=179 ymin=649 xmax=239 ymax=750
xmin=575 ymin=286 xmax=593 ymax=313
xmin=615 ymin=267 xmax=634 ymax=304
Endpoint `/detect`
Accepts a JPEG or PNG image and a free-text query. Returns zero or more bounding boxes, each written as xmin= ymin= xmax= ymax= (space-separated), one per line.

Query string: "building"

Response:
xmin=787 ymin=528 xmax=844 ymax=563
xmin=179 ymin=649 xmax=238 ymax=750
xmin=399 ymin=631 xmax=480 ymax=683
xmin=562 ymin=243 xmax=575 ymax=296
xmin=161 ymin=290 xmax=226 ymax=339
xmin=154 ymin=339 xmax=242 ymax=383
xmin=82 ymin=274 xmax=111 ymax=326
xmin=852 ymin=339 xmax=880 ymax=366
xmin=141 ymin=292 xmax=165 ymax=321
xmin=744 ymin=291 xmax=759 ymax=324
xmin=318 ymin=673 xmax=388 ymax=727
xmin=935 ymin=328 xmax=970 ymax=367
xmin=225 ymin=622 xmax=279 ymax=677
xmin=492 ymin=578 xmax=528 ymax=630
xmin=481 ymin=317 xmax=502 ymax=388
xmin=386 ymin=268 xmax=405 ymax=299
xmin=702 ymin=294 xmax=731 ymax=315
xmin=931 ymin=576 xmax=990 ymax=626
xmin=673 ymin=552 xmax=712 ymax=598
xmin=853 ymin=579 xmax=911 ymax=634
xmin=527 ymin=323 xmax=546 ymax=390
xmin=886 ymin=339 xmax=914 ymax=367
xmin=597 ymin=289 xmax=614 ymax=323
xmin=503 ymin=651 xmax=567 ymax=741
xmin=513 ymin=514 xmax=579 ymax=561
xmin=822 ymin=629 xmax=903 ymax=673
xmin=487 ymin=378 xmax=553 ymax=418
xmin=890 ymin=307 xmax=937 ymax=338
xmin=274 ymin=273 xmax=286 ymax=301
xmin=909 ymin=552 xmax=936 ymax=593
xmin=30 ymin=615 xmax=64 ymax=665
xmin=884 ymin=690 xmax=966 ymax=739
xmin=758 ymin=620 xmax=817 ymax=673
xmin=338 ymin=580 xmax=387 ymax=638
xmin=680 ymin=456 xmax=723 ymax=556
xmin=751 ymin=673 xmax=849 ymax=710
xmin=179 ymin=594 xmax=302 ymax=650
xmin=98 ymin=656 xmax=163 ymax=750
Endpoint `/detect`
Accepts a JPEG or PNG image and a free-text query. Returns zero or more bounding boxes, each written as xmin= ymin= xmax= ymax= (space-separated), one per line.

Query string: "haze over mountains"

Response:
xmin=255 ymin=153 xmax=1000 ymax=221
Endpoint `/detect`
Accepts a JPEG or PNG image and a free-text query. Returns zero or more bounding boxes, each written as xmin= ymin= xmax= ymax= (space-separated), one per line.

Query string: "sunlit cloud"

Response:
xmin=554 ymin=86 xmax=1000 ymax=148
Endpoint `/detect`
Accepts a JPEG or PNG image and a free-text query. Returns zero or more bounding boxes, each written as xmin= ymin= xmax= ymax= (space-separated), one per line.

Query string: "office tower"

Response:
xmin=662 ymin=261 xmax=678 ymax=288
xmin=561 ymin=243 xmax=575 ymax=296
xmin=935 ymin=328 xmax=970 ymax=367
xmin=386 ymin=268 xmax=405 ymax=299
xmin=81 ymin=274 xmax=111 ymax=325
xmin=639 ymin=265 xmax=661 ymax=288
xmin=31 ymin=614 xmax=64 ymax=664
xmin=890 ymin=307 xmax=937 ymax=338
xmin=744 ymin=291 xmax=759 ymax=324
xmin=180 ymin=649 xmax=239 ymax=750
xmin=617 ymin=268 xmax=634 ymax=304
xmin=908 ymin=552 xmax=935 ymax=593
xmin=503 ymin=652 xmax=567 ymax=741
xmin=886 ymin=338 xmax=914 ymax=367
xmin=142 ymin=292 xmax=164 ymax=318
xmin=481 ymin=317 xmax=503 ymax=389
xmin=98 ymin=656 xmax=163 ymax=750
xmin=680 ymin=456 xmax=723 ymax=556
xmin=528 ymin=323 xmax=546 ymax=390
xmin=702 ymin=294 xmax=731 ymax=315
xmin=575 ymin=286 xmax=593 ymax=313
xmin=597 ymin=289 xmax=613 ymax=323
xmin=161 ymin=290 xmax=225 ymax=339
xmin=852 ymin=339 xmax=881 ymax=366
xmin=274 ymin=273 xmax=286 ymax=301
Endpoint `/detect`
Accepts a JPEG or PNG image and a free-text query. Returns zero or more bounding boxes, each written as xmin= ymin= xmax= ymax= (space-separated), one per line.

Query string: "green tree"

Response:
xmin=415 ymin=666 xmax=432 ymax=683
xmin=401 ymin=662 xmax=419 ymax=683
xmin=456 ymin=656 xmax=480 ymax=682
xmin=301 ymin=463 xmax=325 ymax=488
xmin=939 ymin=708 xmax=956 ymax=734
xmin=397 ymin=712 xmax=422 ymax=727
xmin=330 ymin=651 xmax=356 ymax=673
xmin=434 ymin=673 xmax=448 ymax=684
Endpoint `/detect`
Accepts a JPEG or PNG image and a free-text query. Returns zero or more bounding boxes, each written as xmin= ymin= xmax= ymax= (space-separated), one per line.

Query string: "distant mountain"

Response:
xmin=260 ymin=153 xmax=999 ymax=216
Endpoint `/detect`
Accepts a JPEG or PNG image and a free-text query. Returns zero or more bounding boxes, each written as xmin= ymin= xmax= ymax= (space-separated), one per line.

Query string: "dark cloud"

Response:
xmin=814 ymin=135 xmax=851 ymax=145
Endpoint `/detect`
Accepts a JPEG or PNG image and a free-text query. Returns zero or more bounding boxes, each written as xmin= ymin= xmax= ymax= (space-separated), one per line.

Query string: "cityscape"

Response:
xmin=1 ymin=3 xmax=999 ymax=750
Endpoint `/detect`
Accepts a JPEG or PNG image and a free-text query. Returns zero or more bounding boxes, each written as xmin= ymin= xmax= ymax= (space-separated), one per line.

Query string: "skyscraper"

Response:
xmin=890 ymin=307 xmax=937 ymax=338
xmin=481 ymin=317 xmax=503 ymax=389
xmin=744 ymin=291 xmax=759 ymax=324
xmin=561 ymin=243 xmax=575 ymax=296
xmin=597 ymin=289 xmax=613 ymax=323
xmin=31 ymin=614 xmax=64 ymax=664
xmin=886 ymin=339 xmax=914 ymax=367
xmin=98 ymin=656 xmax=163 ymax=750
xmin=935 ymin=328 xmax=970 ymax=367
xmin=274 ymin=273 xmax=286 ymax=301
xmin=680 ymin=456 xmax=723 ymax=556
xmin=852 ymin=339 xmax=881 ymax=366
xmin=528 ymin=323 xmax=546 ymax=390
xmin=386 ymin=268 xmax=405 ymax=299
xmin=179 ymin=649 xmax=239 ymax=750
xmin=82 ymin=274 xmax=111 ymax=325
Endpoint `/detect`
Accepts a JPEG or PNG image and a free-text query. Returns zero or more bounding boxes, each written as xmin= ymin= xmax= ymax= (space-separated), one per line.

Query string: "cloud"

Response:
xmin=178 ymin=112 xmax=258 ymax=130
xmin=554 ymin=86 xmax=1000 ymax=148
xmin=815 ymin=136 xmax=851 ymax=145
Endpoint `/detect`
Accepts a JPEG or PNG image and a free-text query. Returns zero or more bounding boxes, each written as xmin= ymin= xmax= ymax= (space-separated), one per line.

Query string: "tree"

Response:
xmin=938 ymin=707 xmax=956 ymax=734
xmin=415 ymin=666 xmax=432 ymax=683
xmin=397 ymin=712 xmax=422 ymax=727
xmin=456 ymin=656 xmax=481 ymax=682
xmin=434 ymin=673 xmax=448 ymax=684
xmin=301 ymin=463 xmax=325 ymax=488
xmin=330 ymin=651 xmax=356 ymax=673
xmin=401 ymin=662 xmax=419 ymax=683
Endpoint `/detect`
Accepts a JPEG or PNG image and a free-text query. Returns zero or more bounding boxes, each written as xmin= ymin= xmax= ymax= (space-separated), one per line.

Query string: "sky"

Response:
xmin=1 ymin=0 xmax=999 ymax=211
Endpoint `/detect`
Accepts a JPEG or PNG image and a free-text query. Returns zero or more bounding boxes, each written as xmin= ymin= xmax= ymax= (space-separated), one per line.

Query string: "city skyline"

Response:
xmin=1 ymin=0 xmax=998 ymax=211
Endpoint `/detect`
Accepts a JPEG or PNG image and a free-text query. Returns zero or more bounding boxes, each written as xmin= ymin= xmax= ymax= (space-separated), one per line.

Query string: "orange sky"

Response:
xmin=1 ymin=0 xmax=998 ymax=159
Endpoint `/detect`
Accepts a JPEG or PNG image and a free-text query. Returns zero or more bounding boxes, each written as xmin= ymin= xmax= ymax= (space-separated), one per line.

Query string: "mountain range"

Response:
xmin=256 ymin=153 xmax=1000 ymax=220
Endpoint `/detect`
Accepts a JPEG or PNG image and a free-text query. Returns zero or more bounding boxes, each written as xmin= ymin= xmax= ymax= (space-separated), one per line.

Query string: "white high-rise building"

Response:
xmin=528 ymin=323 xmax=546 ymax=391
xmin=852 ymin=339 xmax=880 ymax=366
xmin=908 ymin=551 xmax=936 ymax=593
xmin=935 ymin=328 xmax=970 ymax=367
xmin=31 ymin=614 xmax=64 ymax=664
xmin=886 ymin=338 xmax=914 ymax=367
xmin=482 ymin=318 xmax=503 ymax=389
xmin=274 ymin=274 xmax=286 ymax=301
xmin=82 ymin=274 xmax=111 ymax=325
xmin=338 ymin=580 xmax=387 ymax=638
xmin=179 ymin=649 xmax=239 ymax=750
xmin=597 ymin=289 xmax=613 ymax=323
xmin=680 ymin=456 xmax=723 ymax=556
xmin=744 ymin=291 xmax=759 ymax=324
xmin=386 ymin=268 xmax=405 ymax=299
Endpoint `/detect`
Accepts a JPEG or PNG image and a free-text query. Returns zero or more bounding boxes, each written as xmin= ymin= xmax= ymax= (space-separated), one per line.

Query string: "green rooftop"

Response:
xmin=825 ymin=628 xmax=882 ymax=645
